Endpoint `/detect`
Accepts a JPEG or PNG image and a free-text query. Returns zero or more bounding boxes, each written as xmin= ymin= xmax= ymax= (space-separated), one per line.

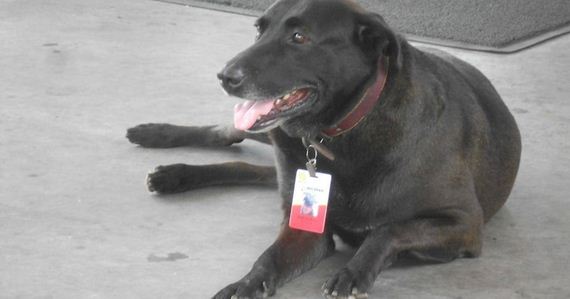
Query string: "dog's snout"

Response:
xmin=217 ymin=66 xmax=246 ymax=92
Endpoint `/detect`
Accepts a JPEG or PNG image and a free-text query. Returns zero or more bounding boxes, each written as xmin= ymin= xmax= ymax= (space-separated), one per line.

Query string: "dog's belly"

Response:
xmin=331 ymin=213 xmax=380 ymax=233
xmin=327 ymin=199 xmax=393 ymax=248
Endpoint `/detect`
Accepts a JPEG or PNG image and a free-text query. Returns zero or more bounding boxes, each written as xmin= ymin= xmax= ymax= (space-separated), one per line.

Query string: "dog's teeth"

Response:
xmin=283 ymin=94 xmax=290 ymax=100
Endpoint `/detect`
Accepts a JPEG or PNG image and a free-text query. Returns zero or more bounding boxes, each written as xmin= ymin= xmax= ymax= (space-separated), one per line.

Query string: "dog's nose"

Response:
xmin=217 ymin=66 xmax=246 ymax=91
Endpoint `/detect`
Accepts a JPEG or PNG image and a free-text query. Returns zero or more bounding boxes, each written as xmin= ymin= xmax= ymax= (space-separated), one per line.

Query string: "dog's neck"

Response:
xmin=321 ymin=57 xmax=389 ymax=138
xmin=297 ymin=57 xmax=389 ymax=162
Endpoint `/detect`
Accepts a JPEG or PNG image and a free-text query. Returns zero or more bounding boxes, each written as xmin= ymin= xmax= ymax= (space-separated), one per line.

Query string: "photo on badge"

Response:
xmin=300 ymin=191 xmax=318 ymax=217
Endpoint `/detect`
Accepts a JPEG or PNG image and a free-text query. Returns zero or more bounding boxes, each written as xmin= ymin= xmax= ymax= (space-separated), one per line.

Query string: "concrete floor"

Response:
xmin=1 ymin=0 xmax=569 ymax=298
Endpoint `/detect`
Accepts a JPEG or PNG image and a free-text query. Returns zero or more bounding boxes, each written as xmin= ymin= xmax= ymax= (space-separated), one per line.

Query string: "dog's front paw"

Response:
xmin=322 ymin=268 xmax=371 ymax=299
xmin=147 ymin=164 xmax=190 ymax=194
xmin=213 ymin=277 xmax=276 ymax=299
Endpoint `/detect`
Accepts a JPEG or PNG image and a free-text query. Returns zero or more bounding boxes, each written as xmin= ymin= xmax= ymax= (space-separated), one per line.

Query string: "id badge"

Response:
xmin=289 ymin=169 xmax=332 ymax=234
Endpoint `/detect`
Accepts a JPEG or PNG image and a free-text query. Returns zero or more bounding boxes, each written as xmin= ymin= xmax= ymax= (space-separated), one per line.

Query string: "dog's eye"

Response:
xmin=292 ymin=32 xmax=308 ymax=44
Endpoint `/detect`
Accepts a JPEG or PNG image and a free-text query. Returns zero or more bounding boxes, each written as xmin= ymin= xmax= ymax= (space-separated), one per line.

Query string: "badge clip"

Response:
xmin=305 ymin=144 xmax=318 ymax=177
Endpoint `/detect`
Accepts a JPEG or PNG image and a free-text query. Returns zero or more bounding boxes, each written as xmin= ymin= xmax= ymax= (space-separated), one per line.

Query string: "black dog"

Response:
xmin=127 ymin=0 xmax=521 ymax=298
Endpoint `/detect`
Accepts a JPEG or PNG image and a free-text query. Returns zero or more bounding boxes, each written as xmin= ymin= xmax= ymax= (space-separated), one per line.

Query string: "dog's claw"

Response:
xmin=262 ymin=281 xmax=269 ymax=298
xmin=352 ymin=287 xmax=368 ymax=299
xmin=323 ymin=268 xmax=371 ymax=299
xmin=214 ymin=275 xmax=276 ymax=299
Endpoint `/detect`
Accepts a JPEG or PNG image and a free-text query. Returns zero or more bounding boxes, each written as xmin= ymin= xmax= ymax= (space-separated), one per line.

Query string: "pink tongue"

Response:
xmin=234 ymin=99 xmax=275 ymax=130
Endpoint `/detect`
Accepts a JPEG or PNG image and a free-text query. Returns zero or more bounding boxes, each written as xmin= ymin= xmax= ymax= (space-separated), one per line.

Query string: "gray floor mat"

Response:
xmin=156 ymin=0 xmax=570 ymax=53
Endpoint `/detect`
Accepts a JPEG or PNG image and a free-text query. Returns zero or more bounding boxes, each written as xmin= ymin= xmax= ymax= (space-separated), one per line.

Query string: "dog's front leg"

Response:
xmin=213 ymin=224 xmax=334 ymax=299
xmin=323 ymin=212 xmax=482 ymax=298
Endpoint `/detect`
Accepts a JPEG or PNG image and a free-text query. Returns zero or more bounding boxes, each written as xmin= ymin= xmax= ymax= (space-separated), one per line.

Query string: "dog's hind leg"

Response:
xmin=126 ymin=123 xmax=270 ymax=148
xmin=146 ymin=162 xmax=276 ymax=194
xmin=323 ymin=208 xmax=483 ymax=298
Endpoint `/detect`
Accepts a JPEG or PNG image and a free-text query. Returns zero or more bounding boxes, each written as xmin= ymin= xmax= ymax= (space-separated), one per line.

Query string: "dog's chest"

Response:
xmin=325 ymin=169 xmax=394 ymax=233
xmin=271 ymin=132 xmax=399 ymax=232
xmin=273 ymin=145 xmax=391 ymax=233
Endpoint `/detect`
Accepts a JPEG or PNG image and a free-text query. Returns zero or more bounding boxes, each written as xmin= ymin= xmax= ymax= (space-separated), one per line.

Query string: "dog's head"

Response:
xmin=218 ymin=0 xmax=401 ymax=138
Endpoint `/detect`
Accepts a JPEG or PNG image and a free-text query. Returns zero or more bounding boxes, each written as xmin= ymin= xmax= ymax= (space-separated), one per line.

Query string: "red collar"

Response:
xmin=321 ymin=57 xmax=388 ymax=138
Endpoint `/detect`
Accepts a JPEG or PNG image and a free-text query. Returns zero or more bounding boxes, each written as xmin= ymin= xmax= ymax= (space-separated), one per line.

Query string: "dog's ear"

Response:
xmin=355 ymin=12 xmax=402 ymax=71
